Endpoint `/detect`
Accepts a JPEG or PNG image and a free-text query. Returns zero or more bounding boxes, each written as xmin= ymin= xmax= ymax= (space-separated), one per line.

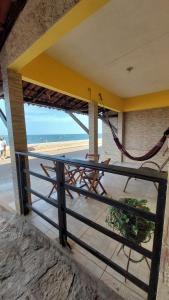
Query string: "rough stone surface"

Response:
xmin=0 ymin=207 xmax=123 ymax=300
xmin=1 ymin=0 xmax=80 ymax=66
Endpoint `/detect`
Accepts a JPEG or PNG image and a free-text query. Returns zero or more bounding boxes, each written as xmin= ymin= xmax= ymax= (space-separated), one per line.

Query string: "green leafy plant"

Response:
xmin=106 ymin=198 xmax=155 ymax=244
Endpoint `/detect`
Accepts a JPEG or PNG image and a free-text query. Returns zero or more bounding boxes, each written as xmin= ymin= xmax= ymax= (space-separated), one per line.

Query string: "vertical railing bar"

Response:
xmin=16 ymin=153 xmax=29 ymax=215
xmin=16 ymin=153 xmax=24 ymax=214
xmin=56 ymin=160 xmax=67 ymax=246
xmin=148 ymin=180 xmax=167 ymax=300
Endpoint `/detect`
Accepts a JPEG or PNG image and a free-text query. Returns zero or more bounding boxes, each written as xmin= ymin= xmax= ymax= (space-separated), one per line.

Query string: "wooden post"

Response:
xmin=89 ymin=101 xmax=98 ymax=156
xmin=2 ymin=67 xmax=31 ymax=214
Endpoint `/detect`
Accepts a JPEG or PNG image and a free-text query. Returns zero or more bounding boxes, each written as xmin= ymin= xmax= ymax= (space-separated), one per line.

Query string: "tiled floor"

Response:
xmin=24 ymin=162 xmax=158 ymax=300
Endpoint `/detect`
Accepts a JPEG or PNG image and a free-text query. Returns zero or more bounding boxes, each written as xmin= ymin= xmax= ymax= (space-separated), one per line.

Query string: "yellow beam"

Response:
xmin=124 ymin=91 xmax=169 ymax=112
xmin=21 ymin=53 xmax=123 ymax=112
xmin=21 ymin=52 xmax=169 ymax=112
xmin=9 ymin=0 xmax=110 ymax=71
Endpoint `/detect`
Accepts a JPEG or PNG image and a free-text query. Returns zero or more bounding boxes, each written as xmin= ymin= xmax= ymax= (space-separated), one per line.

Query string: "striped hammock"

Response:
xmin=107 ymin=119 xmax=169 ymax=161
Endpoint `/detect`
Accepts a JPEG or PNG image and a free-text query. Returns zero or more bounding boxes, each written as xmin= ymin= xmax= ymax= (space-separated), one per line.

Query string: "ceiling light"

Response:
xmin=126 ymin=66 xmax=134 ymax=73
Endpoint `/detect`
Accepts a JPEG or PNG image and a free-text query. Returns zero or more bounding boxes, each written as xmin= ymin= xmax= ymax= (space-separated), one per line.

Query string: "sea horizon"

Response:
xmin=1 ymin=133 xmax=102 ymax=145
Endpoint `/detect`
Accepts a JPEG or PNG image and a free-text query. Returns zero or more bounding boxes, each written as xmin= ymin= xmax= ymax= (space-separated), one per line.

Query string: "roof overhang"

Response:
xmin=1 ymin=0 xmax=169 ymax=112
xmin=0 ymin=80 xmax=116 ymax=117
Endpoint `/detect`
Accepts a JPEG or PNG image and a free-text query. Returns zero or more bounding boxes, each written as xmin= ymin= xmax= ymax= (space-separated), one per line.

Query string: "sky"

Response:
xmin=0 ymin=99 xmax=102 ymax=136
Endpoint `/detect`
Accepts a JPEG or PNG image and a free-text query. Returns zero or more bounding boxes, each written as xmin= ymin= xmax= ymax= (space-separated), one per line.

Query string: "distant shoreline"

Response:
xmin=1 ymin=133 xmax=102 ymax=146
xmin=3 ymin=139 xmax=102 ymax=160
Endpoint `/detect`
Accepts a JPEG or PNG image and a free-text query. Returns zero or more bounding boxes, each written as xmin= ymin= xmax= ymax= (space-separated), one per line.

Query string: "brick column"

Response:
xmin=89 ymin=101 xmax=98 ymax=156
xmin=118 ymin=112 xmax=124 ymax=162
xmin=2 ymin=67 xmax=30 ymax=214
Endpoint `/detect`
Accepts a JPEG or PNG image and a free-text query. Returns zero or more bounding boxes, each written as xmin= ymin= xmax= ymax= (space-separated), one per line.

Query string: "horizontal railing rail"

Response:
xmin=17 ymin=151 xmax=167 ymax=182
xmin=65 ymin=183 xmax=156 ymax=221
xmin=65 ymin=206 xmax=152 ymax=259
xmin=15 ymin=151 xmax=167 ymax=300
xmin=25 ymin=167 xmax=156 ymax=221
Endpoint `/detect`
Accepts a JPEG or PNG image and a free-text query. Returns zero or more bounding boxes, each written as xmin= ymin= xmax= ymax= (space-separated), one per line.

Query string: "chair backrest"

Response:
xmin=100 ymin=158 xmax=111 ymax=166
xmin=85 ymin=153 xmax=100 ymax=162
xmin=100 ymin=158 xmax=111 ymax=175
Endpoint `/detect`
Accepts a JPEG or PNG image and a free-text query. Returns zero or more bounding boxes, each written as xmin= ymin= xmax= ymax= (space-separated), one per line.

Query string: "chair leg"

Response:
xmin=83 ymin=178 xmax=91 ymax=191
xmin=98 ymin=181 xmax=107 ymax=195
xmin=66 ymin=189 xmax=73 ymax=199
xmin=89 ymin=178 xmax=98 ymax=194
xmin=123 ymin=177 xmax=132 ymax=192
xmin=48 ymin=184 xmax=57 ymax=198
xmin=125 ymin=248 xmax=132 ymax=283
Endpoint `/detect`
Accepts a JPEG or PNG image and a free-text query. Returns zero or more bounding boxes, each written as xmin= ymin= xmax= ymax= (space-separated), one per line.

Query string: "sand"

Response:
xmin=0 ymin=139 xmax=102 ymax=164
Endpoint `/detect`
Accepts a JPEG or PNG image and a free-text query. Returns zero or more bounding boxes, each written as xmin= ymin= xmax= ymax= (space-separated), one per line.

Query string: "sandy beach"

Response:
xmin=1 ymin=139 xmax=102 ymax=165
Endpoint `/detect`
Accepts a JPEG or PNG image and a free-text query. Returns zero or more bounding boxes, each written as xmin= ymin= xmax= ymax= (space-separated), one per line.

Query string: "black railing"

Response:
xmin=15 ymin=151 xmax=168 ymax=300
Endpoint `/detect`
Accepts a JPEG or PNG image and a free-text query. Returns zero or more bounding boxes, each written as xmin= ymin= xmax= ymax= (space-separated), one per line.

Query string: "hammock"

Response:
xmin=106 ymin=117 xmax=169 ymax=161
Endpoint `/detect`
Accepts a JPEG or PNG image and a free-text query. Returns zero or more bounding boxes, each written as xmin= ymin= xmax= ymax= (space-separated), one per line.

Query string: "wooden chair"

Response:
xmin=81 ymin=158 xmax=111 ymax=196
xmin=72 ymin=153 xmax=100 ymax=184
xmin=40 ymin=162 xmax=76 ymax=199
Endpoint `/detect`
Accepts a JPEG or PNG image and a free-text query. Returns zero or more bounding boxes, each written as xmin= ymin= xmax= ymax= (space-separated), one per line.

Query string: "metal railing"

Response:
xmin=15 ymin=151 xmax=168 ymax=300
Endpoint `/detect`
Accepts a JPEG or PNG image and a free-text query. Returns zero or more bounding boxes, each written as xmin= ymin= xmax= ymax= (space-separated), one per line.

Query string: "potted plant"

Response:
xmin=106 ymin=198 xmax=155 ymax=245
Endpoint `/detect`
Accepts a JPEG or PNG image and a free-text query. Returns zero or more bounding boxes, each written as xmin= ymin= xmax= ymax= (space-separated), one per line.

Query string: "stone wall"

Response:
xmin=102 ymin=107 xmax=169 ymax=166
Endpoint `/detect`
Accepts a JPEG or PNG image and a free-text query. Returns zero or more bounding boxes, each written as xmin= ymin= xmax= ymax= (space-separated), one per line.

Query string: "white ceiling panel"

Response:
xmin=47 ymin=0 xmax=169 ymax=97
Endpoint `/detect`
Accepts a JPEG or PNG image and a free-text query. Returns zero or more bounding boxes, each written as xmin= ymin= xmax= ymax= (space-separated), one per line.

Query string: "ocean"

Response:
xmin=2 ymin=134 xmax=102 ymax=145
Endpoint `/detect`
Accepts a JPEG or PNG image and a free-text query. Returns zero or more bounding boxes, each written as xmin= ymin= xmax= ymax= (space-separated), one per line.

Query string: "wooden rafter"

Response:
xmin=0 ymin=80 xmax=117 ymax=117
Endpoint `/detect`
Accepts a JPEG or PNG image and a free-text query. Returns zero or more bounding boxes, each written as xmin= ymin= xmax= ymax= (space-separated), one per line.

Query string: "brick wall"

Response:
xmin=2 ymin=68 xmax=30 ymax=213
xmin=102 ymin=107 xmax=169 ymax=167
xmin=102 ymin=116 xmax=120 ymax=162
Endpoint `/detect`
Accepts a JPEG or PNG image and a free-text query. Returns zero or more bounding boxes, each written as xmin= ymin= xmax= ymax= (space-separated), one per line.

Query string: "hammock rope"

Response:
xmin=99 ymin=93 xmax=169 ymax=161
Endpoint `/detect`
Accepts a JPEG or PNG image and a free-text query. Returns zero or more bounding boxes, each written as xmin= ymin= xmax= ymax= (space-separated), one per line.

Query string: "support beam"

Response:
xmin=21 ymin=53 xmax=123 ymax=112
xmin=89 ymin=102 xmax=98 ymax=156
xmin=2 ymin=67 xmax=30 ymax=214
xmin=67 ymin=112 xmax=89 ymax=135
xmin=0 ymin=108 xmax=7 ymax=128
xmin=124 ymin=90 xmax=169 ymax=112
